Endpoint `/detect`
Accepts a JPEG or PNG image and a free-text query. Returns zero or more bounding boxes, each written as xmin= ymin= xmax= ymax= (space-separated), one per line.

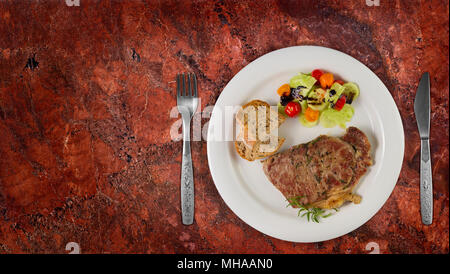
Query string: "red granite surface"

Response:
xmin=0 ymin=0 xmax=448 ymax=254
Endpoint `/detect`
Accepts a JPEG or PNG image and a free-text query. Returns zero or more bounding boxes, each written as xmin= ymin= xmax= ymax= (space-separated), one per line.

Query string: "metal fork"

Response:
xmin=176 ymin=73 xmax=198 ymax=225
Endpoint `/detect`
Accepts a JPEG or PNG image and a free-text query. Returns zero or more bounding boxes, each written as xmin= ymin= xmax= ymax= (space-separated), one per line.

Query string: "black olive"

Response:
xmin=346 ymin=93 xmax=355 ymax=104
xmin=280 ymin=94 xmax=293 ymax=106
xmin=329 ymin=89 xmax=336 ymax=96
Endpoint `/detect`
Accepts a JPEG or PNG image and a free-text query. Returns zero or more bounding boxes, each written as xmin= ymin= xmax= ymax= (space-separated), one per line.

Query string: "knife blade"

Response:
xmin=414 ymin=72 xmax=433 ymax=225
xmin=414 ymin=73 xmax=430 ymax=138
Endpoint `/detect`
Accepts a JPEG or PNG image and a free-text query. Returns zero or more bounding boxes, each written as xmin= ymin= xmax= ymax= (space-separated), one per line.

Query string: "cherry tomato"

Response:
xmin=304 ymin=107 xmax=319 ymax=122
xmin=277 ymin=84 xmax=291 ymax=96
xmin=334 ymin=95 xmax=346 ymax=111
xmin=311 ymin=69 xmax=324 ymax=81
xmin=319 ymin=73 xmax=334 ymax=89
xmin=285 ymin=101 xmax=301 ymax=117
xmin=334 ymin=80 xmax=345 ymax=85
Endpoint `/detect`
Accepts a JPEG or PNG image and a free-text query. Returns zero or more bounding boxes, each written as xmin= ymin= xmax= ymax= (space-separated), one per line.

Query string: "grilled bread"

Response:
xmin=235 ymin=100 xmax=286 ymax=161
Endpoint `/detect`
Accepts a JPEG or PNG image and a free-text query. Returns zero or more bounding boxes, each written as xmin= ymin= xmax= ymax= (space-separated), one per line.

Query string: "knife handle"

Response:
xmin=420 ymin=138 xmax=433 ymax=225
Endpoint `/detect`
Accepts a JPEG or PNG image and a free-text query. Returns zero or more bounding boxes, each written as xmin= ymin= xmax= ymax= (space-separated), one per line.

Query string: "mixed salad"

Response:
xmin=277 ymin=69 xmax=359 ymax=128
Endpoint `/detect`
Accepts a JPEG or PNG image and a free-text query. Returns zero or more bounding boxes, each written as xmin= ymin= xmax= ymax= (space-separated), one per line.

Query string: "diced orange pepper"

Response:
xmin=305 ymin=107 xmax=320 ymax=122
xmin=319 ymin=73 xmax=334 ymax=89
xmin=277 ymin=84 xmax=291 ymax=96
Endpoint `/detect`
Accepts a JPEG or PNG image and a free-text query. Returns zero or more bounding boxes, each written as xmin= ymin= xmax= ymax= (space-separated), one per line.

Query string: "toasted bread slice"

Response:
xmin=236 ymin=100 xmax=286 ymax=134
xmin=234 ymin=99 xmax=286 ymax=161
xmin=235 ymin=132 xmax=285 ymax=161
xmin=235 ymin=100 xmax=286 ymax=147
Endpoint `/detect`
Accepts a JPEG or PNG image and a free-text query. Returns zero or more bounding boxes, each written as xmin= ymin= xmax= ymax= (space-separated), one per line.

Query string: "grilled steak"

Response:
xmin=262 ymin=127 xmax=372 ymax=208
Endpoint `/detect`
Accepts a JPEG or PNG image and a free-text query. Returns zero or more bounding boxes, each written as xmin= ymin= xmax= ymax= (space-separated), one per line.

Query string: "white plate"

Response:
xmin=206 ymin=46 xmax=404 ymax=243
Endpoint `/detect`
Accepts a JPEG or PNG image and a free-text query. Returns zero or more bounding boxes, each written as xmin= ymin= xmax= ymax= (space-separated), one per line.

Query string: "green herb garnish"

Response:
xmin=286 ymin=195 xmax=305 ymax=208
xmin=286 ymin=196 xmax=336 ymax=223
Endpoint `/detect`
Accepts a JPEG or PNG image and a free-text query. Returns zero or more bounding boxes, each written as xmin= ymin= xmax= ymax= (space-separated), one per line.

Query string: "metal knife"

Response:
xmin=414 ymin=72 xmax=433 ymax=225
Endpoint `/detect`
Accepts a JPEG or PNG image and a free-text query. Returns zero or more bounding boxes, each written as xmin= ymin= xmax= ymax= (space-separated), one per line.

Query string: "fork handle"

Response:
xmin=420 ymin=138 xmax=433 ymax=225
xmin=181 ymin=116 xmax=194 ymax=225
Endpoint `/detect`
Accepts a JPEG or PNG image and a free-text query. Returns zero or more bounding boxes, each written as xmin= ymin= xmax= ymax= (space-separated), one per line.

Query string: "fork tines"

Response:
xmin=177 ymin=73 xmax=197 ymax=97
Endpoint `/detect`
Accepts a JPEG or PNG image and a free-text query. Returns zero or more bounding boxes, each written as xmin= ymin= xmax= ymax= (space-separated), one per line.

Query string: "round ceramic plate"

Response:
xmin=206 ymin=46 xmax=404 ymax=243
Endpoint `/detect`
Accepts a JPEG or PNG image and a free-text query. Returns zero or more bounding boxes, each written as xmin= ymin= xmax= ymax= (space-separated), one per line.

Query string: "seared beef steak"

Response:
xmin=262 ymin=127 xmax=372 ymax=208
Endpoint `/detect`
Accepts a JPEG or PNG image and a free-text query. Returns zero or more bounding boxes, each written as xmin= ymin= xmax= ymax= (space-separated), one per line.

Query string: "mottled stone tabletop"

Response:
xmin=0 ymin=0 xmax=448 ymax=254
